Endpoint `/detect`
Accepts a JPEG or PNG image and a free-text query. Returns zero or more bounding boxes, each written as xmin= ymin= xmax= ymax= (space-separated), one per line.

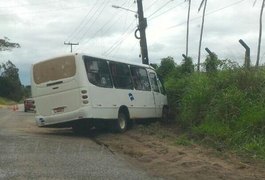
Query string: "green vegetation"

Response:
xmin=156 ymin=55 xmax=265 ymax=159
xmin=0 ymin=96 xmax=16 ymax=105
xmin=0 ymin=60 xmax=23 ymax=101
xmin=0 ymin=37 xmax=30 ymax=102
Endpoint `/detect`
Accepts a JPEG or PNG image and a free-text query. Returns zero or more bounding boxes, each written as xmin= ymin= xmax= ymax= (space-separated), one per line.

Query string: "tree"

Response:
xmin=0 ymin=37 xmax=22 ymax=101
xmin=185 ymin=0 xmax=192 ymax=57
xmin=156 ymin=56 xmax=176 ymax=80
xmin=181 ymin=56 xmax=194 ymax=74
xmin=1 ymin=60 xmax=20 ymax=81
xmin=197 ymin=0 xmax=208 ymax=71
xmin=0 ymin=61 xmax=23 ymax=101
xmin=150 ymin=63 xmax=159 ymax=70
xmin=0 ymin=37 xmax=20 ymax=51
xmin=255 ymin=0 xmax=265 ymax=67
xmin=204 ymin=52 xmax=220 ymax=73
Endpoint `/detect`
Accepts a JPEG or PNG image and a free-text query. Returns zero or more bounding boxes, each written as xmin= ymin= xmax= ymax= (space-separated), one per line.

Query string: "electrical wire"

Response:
xmin=147 ymin=0 xmax=174 ymax=18
xmin=167 ymin=0 xmax=247 ymax=29
xmin=149 ymin=1 xmax=185 ymax=21
xmin=74 ymin=0 xmax=110 ymax=43
xmin=144 ymin=0 xmax=161 ymax=12
xmin=76 ymin=0 xmax=136 ymax=52
xmin=68 ymin=0 xmax=132 ymax=44
xmin=103 ymin=20 xmax=137 ymax=56
xmin=65 ymin=1 xmax=100 ymax=42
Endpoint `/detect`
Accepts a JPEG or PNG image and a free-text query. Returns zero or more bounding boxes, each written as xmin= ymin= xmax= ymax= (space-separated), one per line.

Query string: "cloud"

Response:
xmin=0 ymin=0 xmax=264 ymax=85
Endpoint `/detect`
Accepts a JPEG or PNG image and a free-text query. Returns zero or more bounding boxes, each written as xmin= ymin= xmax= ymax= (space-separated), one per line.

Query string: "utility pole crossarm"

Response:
xmin=64 ymin=41 xmax=79 ymax=53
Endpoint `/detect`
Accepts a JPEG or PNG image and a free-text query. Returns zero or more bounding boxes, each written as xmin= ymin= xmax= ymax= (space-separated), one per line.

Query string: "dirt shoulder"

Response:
xmin=94 ymin=122 xmax=265 ymax=180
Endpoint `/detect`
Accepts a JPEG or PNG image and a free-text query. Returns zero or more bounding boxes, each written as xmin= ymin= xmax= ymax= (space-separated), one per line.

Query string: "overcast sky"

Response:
xmin=1 ymin=0 xmax=264 ymax=85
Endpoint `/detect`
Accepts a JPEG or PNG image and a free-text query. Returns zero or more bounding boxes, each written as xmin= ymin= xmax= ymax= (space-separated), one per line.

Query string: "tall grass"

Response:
xmin=166 ymin=67 xmax=265 ymax=159
xmin=0 ymin=96 xmax=16 ymax=105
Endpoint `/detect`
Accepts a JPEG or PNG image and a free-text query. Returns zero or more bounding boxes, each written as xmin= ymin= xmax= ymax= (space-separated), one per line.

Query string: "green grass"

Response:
xmin=0 ymin=96 xmax=16 ymax=105
xmin=165 ymin=66 xmax=265 ymax=160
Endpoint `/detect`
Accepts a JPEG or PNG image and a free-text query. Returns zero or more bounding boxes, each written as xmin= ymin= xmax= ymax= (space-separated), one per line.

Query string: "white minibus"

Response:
xmin=31 ymin=53 xmax=168 ymax=133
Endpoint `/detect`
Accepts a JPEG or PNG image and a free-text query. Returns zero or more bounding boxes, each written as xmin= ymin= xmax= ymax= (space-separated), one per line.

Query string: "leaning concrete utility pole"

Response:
xmin=239 ymin=39 xmax=251 ymax=69
xmin=135 ymin=0 xmax=149 ymax=65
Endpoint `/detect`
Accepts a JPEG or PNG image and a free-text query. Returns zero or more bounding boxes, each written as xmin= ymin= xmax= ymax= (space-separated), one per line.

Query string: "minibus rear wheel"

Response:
xmin=114 ymin=111 xmax=128 ymax=133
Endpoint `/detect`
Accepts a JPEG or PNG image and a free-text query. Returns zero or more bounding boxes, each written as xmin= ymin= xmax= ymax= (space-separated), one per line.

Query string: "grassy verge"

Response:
xmin=0 ymin=97 xmax=16 ymax=107
xmin=165 ymin=67 xmax=265 ymax=160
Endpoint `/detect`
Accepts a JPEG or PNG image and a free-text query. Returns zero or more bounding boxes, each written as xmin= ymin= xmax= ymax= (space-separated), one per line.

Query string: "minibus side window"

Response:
xmin=130 ymin=66 xmax=151 ymax=91
xmin=84 ymin=57 xmax=113 ymax=88
xmin=109 ymin=62 xmax=133 ymax=90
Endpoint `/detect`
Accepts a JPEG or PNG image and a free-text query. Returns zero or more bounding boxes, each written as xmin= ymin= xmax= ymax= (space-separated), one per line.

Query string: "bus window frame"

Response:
xmin=130 ymin=65 xmax=151 ymax=91
xmin=109 ymin=62 xmax=134 ymax=90
xmin=149 ymin=72 xmax=160 ymax=93
xmin=83 ymin=56 xmax=113 ymax=88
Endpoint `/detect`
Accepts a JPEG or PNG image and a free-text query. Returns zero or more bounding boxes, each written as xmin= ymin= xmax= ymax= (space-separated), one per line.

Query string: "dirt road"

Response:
xmin=1 ymin=106 xmax=265 ymax=179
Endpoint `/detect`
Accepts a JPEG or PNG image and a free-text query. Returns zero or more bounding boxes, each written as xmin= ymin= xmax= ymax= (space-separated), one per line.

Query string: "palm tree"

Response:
xmin=197 ymin=0 xmax=208 ymax=71
xmin=255 ymin=0 xmax=265 ymax=67
xmin=185 ymin=0 xmax=192 ymax=57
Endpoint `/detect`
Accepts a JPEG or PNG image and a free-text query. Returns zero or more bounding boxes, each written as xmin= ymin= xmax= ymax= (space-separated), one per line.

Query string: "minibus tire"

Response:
xmin=114 ymin=112 xmax=128 ymax=133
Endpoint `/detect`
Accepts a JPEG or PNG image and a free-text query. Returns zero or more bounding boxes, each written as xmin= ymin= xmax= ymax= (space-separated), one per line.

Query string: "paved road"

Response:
xmin=0 ymin=107 xmax=158 ymax=179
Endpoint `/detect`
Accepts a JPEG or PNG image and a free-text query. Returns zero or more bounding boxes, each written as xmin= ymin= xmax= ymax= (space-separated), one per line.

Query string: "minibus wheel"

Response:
xmin=114 ymin=112 xmax=128 ymax=133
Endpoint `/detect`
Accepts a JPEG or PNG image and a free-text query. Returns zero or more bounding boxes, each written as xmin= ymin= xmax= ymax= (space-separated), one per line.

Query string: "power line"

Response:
xmin=147 ymin=0 xmax=174 ymax=18
xmin=149 ymin=1 xmax=185 ymax=21
xmin=144 ymin=0 xmax=161 ymax=12
xmin=77 ymin=2 xmax=135 ymax=51
xmin=103 ymin=20 xmax=136 ymax=56
xmin=77 ymin=0 xmax=135 ymax=52
xmin=65 ymin=1 xmax=100 ymax=42
xmin=167 ymin=0 xmax=247 ymax=29
xmin=75 ymin=0 xmax=110 ymax=43
xmin=103 ymin=23 xmax=136 ymax=56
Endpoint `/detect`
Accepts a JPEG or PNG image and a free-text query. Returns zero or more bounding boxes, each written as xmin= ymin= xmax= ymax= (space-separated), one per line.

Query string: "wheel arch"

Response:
xmin=163 ymin=104 xmax=169 ymax=111
xmin=118 ymin=105 xmax=130 ymax=119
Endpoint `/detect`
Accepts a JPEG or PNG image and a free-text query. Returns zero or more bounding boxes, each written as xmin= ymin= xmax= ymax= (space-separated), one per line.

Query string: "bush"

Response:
xmin=164 ymin=61 xmax=265 ymax=159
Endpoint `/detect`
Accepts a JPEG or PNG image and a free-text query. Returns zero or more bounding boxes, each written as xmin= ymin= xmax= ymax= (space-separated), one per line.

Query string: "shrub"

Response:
xmin=163 ymin=60 xmax=265 ymax=158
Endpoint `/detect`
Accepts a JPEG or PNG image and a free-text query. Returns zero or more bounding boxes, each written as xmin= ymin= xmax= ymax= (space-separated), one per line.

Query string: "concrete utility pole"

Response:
xmin=135 ymin=0 xmax=149 ymax=65
xmin=64 ymin=42 xmax=79 ymax=53
xmin=205 ymin=47 xmax=213 ymax=56
xmin=239 ymin=39 xmax=250 ymax=69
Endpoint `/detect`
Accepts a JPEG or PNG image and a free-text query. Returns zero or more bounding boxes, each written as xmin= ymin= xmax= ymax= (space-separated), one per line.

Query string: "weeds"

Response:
xmin=165 ymin=65 xmax=265 ymax=159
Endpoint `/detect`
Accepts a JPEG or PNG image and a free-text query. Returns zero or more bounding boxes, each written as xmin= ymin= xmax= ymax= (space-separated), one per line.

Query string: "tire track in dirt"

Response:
xmin=95 ymin=127 xmax=265 ymax=180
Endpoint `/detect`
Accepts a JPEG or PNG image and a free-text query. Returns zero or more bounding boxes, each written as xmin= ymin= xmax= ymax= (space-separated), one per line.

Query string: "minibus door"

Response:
xmin=149 ymin=72 xmax=161 ymax=117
